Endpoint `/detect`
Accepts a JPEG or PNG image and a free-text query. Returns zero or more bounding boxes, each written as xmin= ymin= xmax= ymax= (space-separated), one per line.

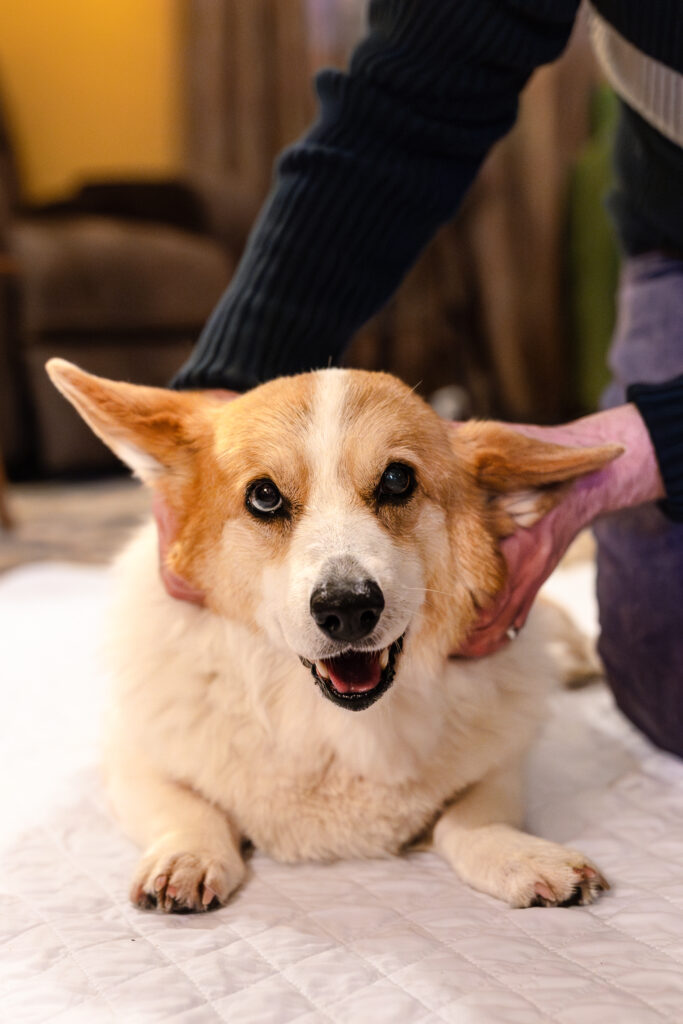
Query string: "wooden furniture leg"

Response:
xmin=0 ymin=447 xmax=11 ymax=529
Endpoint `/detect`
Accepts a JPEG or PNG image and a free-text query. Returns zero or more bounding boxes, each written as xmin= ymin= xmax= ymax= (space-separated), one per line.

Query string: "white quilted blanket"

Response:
xmin=3 ymin=561 xmax=683 ymax=1024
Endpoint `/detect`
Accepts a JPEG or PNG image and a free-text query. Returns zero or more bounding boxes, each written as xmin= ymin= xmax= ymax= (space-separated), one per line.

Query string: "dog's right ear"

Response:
xmin=46 ymin=359 xmax=208 ymax=485
xmin=451 ymin=420 xmax=623 ymax=537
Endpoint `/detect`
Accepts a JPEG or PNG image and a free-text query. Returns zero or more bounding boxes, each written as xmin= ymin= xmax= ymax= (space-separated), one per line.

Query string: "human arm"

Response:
xmin=171 ymin=0 xmax=580 ymax=393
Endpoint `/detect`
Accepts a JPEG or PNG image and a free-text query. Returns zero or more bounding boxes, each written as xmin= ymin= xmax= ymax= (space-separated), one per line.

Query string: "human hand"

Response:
xmin=452 ymin=404 xmax=664 ymax=659
xmin=455 ymin=493 xmax=577 ymax=657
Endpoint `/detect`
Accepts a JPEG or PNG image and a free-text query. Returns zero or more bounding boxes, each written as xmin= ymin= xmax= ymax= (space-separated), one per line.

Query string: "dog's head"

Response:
xmin=47 ymin=361 xmax=620 ymax=711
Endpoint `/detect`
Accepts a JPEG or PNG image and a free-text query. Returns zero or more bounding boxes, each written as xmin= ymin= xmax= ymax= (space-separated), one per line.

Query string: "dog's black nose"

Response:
xmin=310 ymin=577 xmax=384 ymax=642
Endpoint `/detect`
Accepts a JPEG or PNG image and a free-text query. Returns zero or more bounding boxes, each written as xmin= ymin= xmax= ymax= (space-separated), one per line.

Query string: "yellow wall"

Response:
xmin=0 ymin=0 xmax=184 ymax=202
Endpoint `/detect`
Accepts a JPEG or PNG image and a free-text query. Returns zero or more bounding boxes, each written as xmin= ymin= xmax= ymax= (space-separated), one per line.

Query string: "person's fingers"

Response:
xmin=453 ymin=629 xmax=512 ymax=658
xmin=452 ymin=573 xmax=534 ymax=658
xmin=447 ymin=474 xmax=575 ymax=660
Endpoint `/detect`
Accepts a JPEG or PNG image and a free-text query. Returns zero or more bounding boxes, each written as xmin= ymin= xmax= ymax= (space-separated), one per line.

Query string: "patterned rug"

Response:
xmin=0 ymin=479 xmax=150 ymax=573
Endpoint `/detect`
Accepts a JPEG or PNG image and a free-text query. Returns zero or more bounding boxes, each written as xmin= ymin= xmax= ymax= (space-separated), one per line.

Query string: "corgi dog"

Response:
xmin=47 ymin=359 xmax=618 ymax=913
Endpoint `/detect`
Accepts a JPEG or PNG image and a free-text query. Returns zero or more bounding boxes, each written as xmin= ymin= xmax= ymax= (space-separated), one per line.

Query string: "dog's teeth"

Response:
xmin=316 ymin=660 xmax=330 ymax=680
xmin=379 ymin=648 xmax=389 ymax=670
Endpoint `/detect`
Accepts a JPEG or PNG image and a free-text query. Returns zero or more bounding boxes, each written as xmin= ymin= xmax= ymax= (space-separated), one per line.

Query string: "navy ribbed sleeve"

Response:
xmin=171 ymin=0 xmax=579 ymax=392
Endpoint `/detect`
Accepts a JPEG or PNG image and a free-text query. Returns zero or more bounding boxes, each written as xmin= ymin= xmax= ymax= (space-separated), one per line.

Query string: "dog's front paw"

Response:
xmin=502 ymin=838 xmax=608 ymax=909
xmin=131 ymin=838 xmax=245 ymax=913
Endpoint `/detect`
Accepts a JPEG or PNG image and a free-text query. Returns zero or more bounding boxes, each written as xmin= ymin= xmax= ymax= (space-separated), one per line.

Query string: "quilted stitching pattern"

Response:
xmin=3 ymin=563 xmax=683 ymax=1023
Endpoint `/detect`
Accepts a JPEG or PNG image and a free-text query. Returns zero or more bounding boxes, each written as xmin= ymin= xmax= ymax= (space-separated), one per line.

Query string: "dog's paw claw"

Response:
xmin=489 ymin=836 xmax=609 ymax=909
xmin=533 ymin=881 xmax=556 ymax=904
xmin=132 ymin=885 xmax=158 ymax=911
xmin=202 ymin=884 xmax=219 ymax=907
xmin=131 ymin=846 xmax=245 ymax=914
xmin=520 ymin=854 xmax=608 ymax=909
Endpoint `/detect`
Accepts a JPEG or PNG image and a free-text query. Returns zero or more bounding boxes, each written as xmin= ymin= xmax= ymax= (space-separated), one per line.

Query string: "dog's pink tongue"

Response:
xmin=324 ymin=651 xmax=382 ymax=694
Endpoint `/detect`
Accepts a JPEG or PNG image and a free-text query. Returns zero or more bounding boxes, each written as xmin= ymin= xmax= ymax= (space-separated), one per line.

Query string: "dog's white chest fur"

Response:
xmin=106 ymin=525 xmax=553 ymax=863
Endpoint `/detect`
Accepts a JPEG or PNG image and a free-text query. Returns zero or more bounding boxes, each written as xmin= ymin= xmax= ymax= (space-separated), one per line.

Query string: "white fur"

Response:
xmin=107 ymin=523 xmax=548 ymax=853
xmin=109 ymin=440 xmax=164 ymax=483
xmin=260 ymin=371 xmax=423 ymax=659
xmin=102 ymin=370 xmax=607 ymax=912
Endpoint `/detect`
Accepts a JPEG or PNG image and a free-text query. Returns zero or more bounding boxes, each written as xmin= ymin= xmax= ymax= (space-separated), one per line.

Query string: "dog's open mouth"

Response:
xmin=300 ymin=635 xmax=404 ymax=711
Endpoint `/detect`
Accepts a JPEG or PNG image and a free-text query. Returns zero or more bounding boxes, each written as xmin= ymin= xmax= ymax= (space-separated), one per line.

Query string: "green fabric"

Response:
xmin=568 ymin=86 xmax=620 ymax=412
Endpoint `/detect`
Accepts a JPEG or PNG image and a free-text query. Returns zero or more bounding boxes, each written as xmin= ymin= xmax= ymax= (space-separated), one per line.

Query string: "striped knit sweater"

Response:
xmin=173 ymin=0 xmax=683 ymax=518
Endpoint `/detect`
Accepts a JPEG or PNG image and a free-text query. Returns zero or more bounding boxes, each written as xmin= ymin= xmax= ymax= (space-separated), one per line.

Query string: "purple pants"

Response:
xmin=595 ymin=253 xmax=683 ymax=757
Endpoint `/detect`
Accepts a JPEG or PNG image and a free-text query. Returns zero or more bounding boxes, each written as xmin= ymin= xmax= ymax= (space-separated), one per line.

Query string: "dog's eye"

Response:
xmin=378 ymin=463 xmax=416 ymax=501
xmin=246 ymin=479 xmax=284 ymax=516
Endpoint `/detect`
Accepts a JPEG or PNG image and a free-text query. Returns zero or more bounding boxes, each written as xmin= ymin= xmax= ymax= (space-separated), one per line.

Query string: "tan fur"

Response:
xmin=46 ymin=359 xmax=617 ymax=911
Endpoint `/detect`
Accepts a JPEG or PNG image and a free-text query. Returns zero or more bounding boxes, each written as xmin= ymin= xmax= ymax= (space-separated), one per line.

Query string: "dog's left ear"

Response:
xmin=46 ymin=358 xmax=207 ymax=485
xmin=452 ymin=421 xmax=623 ymax=536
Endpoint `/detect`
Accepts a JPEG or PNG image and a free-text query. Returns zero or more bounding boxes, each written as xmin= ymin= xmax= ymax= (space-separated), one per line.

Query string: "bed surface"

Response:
xmin=3 ymin=561 xmax=683 ymax=1024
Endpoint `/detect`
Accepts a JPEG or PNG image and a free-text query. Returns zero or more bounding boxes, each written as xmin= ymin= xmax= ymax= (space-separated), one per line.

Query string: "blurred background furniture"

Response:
xmin=0 ymin=457 xmax=10 ymax=527
xmin=0 ymin=90 xmax=257 ymax=477
xmin=0 ymin=250 xmax=17 ymax=521
xmin=185 ymin=0 xmax=315 ymax=205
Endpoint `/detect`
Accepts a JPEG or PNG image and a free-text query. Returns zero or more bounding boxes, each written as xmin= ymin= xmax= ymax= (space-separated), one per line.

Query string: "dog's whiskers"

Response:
xmin=399 ymin=379 xmax=423 ymax=403
xmin=399 ymin=585 xmax=461 ymax=600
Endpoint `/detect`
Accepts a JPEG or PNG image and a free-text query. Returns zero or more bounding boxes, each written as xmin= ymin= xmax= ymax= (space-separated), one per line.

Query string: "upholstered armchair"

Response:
xmin=0 ymin=93 xmax=257 ymax=477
